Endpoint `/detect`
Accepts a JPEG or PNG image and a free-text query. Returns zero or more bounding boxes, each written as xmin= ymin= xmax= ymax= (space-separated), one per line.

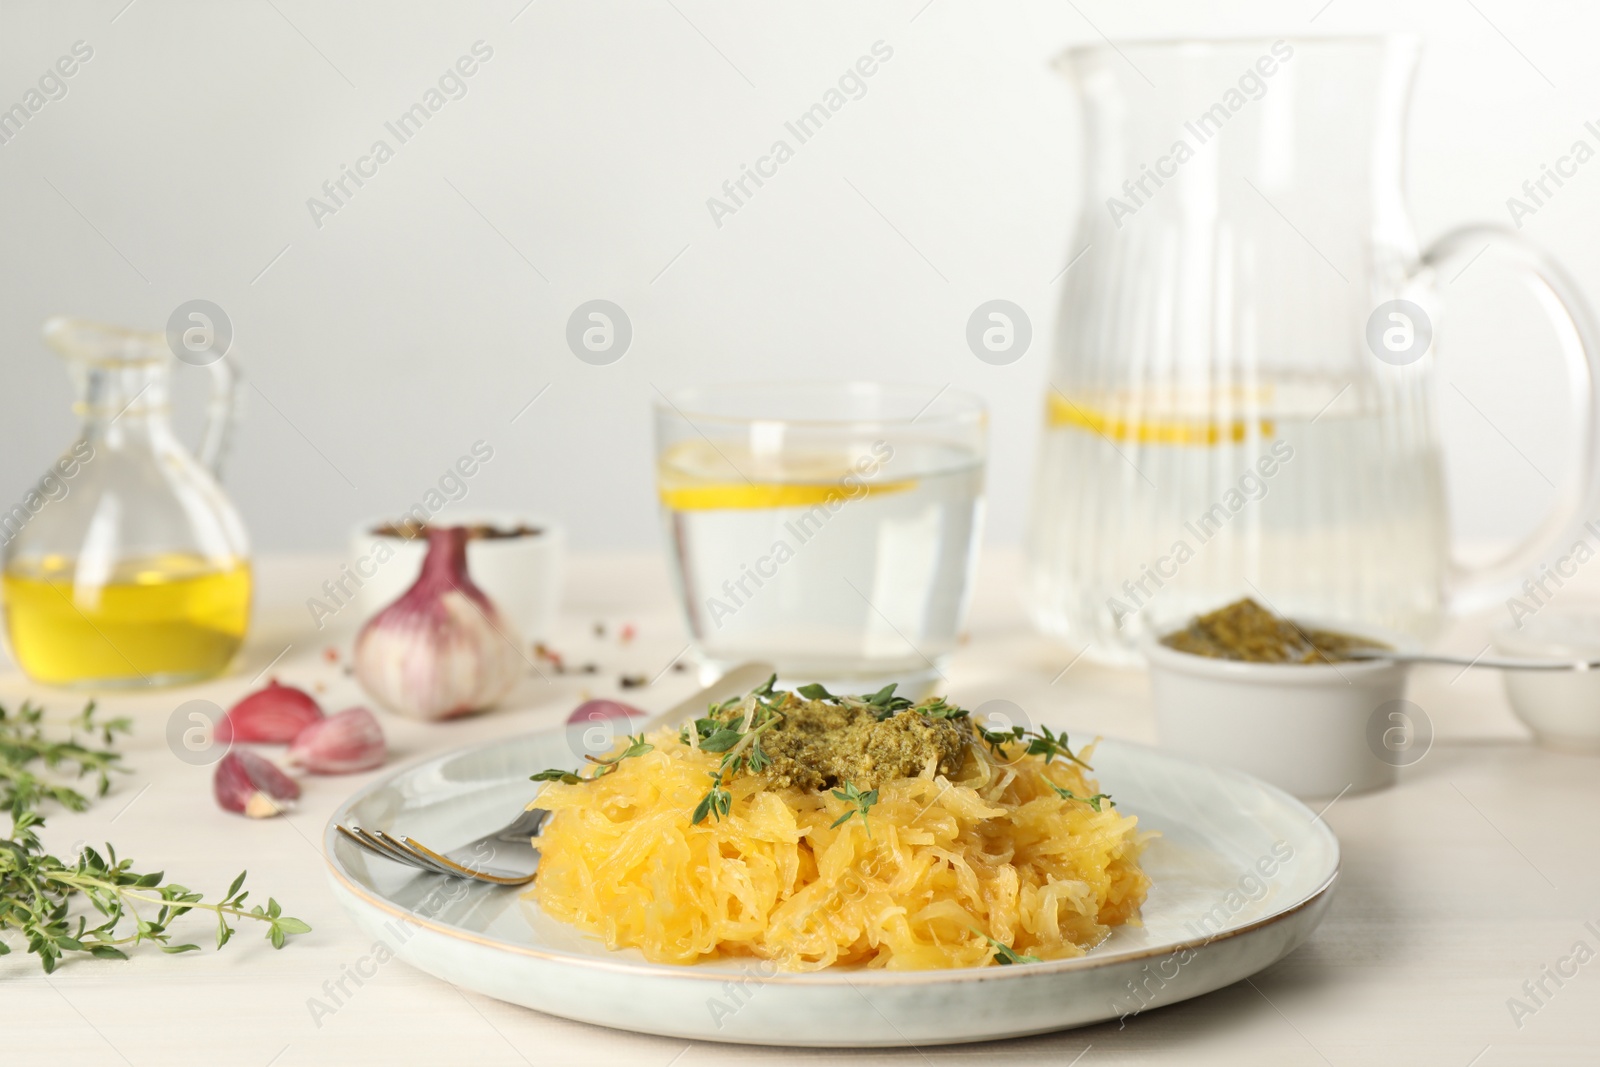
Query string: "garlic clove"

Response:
xmin=219 ymin=679 xmax=324 ymax=744
xmin=353 ymin=526 xmax=526 ymax=721
xmin=289 ymin=706 xmax=386 ymax=774
xmin=214 ymin=750 xmax=301 ymax=818
xmin=567 ymin=699 xmax=646 ymax=725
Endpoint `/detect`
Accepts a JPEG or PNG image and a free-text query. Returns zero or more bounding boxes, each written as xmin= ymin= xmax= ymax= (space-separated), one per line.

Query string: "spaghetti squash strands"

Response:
xmin=530 ymin=725 xmax=1150 ymax=970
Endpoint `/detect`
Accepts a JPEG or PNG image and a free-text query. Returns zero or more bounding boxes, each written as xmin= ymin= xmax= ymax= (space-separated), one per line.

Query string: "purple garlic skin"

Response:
xmin=354 ymin=526 xmax=525 ymax=721
xmin=290 ymin=706 xmax=387 ymax=773
xmin=214 ymin=750 xmax=300 ymax=818
xmin=219 ymin=679 xmax=324 ymax=743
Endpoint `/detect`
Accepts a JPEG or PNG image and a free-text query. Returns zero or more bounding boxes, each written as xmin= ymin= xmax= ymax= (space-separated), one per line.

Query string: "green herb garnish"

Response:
xmin=529 ymin=768 xmax=584 ymax=784
xmin=976 ymin=723 xmax=1026 ymax=756
xmin=692 ymin=771 xmax=732 ymax=825
xmin=1024 ymin=724 xmax=1091 ymax=769
xmin=698 ymin=728 xmax=745 ymax=753
xmin=0 ymin=701 xmax=310 ymax=972
xmin=828 ymin=781 xmax=880 ymax=836
xmin=918 ymin=698 xmax=966 ymax=720
xmin=907 ymin=698 xmax=1090 ymax=770
xmin=861 ymin=683 xmax=914 ymax=719
xmin=531 ymin=732 xmax=654 ymax=785
xmin=1048 ymin=784 xmax=1114 ymax=811
xmin=973 ymin=929 xmax=1039 ymax=965
xmin=0 ymin=700 xmax=127 ymax=811
xmin=745 ymin=733 xmax=773 ymax=774
xmin=587 ymin=734 xmax=653 ymax=776
xmin=689 ymin=699 xmax=786 ymax=824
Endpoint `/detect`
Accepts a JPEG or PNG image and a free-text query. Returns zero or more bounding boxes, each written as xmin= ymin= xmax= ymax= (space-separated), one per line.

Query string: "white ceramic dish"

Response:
xmin=323 ymin=727 xmax=1339 ymax=1046
xmin=1493 ymin=608 xmax=1600 ymax=752
xmin=347 ymin=513 xmax=563 ymax=639
xmin=1145 ymin=622 xmax=1412 ymax=799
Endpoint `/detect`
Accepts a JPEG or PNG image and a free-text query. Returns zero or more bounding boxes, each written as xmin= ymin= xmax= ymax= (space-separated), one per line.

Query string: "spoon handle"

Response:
xmin=1347 ymin=650 xmax=1600 ymax=671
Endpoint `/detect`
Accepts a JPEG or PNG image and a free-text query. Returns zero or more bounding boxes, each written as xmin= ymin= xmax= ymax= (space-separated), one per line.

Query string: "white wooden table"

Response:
xmin=4 ymin=550 xmax=1597 ymax=1066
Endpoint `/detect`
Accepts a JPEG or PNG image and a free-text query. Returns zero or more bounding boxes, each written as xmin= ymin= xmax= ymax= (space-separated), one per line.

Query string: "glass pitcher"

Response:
xmin=2 ymin=316 xmax=250 ymax=687
xmin=1027 ymin=38 xmax=1600 ymax=663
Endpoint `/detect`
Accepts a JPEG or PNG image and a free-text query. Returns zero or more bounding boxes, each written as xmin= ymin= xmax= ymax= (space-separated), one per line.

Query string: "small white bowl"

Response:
xmin=347 ymin=513 xmax=563 ymax=640
xmin=1144 ymin=624 xmax=1411 ymax=799
xmin=1493 ymin=608 xmax=1600 ymax=753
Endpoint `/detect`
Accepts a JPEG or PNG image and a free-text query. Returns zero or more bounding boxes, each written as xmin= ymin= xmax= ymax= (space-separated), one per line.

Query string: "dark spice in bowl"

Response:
xmin=1160 ymin=598 xmax=1388 ymax=664
xmin=372 ymin=520 xmax=543 ymax=541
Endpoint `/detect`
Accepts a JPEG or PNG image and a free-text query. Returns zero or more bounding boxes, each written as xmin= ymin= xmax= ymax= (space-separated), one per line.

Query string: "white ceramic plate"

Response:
xmin=323 ymin=730 xmax=1339 ymax=1047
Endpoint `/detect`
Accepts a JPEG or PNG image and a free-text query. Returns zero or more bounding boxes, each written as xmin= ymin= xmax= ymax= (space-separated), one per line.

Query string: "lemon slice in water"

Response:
xmin=657 ymin=440 xmax=917 ymax=511
xmin=1046 ymin=391 xmax=1276 ymax=446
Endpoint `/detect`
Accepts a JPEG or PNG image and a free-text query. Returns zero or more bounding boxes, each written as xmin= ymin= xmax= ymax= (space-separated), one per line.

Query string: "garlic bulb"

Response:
xmin=354 ymin=526 xmax=526 ymax=720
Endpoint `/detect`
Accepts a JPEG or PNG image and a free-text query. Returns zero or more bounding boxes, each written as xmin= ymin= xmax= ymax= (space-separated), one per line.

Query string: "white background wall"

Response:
xmin=2 ymin=0 xmax=1596 ymax=558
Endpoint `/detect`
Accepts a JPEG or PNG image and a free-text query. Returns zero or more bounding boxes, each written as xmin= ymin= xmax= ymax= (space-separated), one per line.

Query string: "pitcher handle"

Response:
xmin=1417 ymin=225 xmax=1600 ymax=613
xmin=197 ymin=351 xmax=243 ymax=480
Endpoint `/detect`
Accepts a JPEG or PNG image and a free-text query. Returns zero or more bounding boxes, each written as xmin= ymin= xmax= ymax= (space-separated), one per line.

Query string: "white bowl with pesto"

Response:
xmin=1144 ymin=621 xmax=1414 ymax=799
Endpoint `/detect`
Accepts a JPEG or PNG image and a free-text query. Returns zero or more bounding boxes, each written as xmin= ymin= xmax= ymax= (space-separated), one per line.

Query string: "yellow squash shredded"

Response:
xmin=529 ymin=722 xmax=1150 ymax=970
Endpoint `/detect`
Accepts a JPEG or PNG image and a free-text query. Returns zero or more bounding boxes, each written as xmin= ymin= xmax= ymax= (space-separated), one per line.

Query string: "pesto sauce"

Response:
xmin=1160 ymin=598 xmax=1388 ymax=664
xmin=752 ymin=697 xmax=969 ymax=792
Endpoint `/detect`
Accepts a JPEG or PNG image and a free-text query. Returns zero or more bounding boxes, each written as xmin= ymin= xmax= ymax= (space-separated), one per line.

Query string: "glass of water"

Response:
xmin=655 ymin=383 xmax=987 ymax=694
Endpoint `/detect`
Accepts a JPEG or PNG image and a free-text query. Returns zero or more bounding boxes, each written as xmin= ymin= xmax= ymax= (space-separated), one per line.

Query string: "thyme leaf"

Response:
xmin=917 ymin=699 xmax=968 ymax=721
xmin=828 ymin=781 xmax=879 ymax=836
xmin=861 ymin=683 xmax=914 ymax=719
xmin=698 ymin=728 xmax=744 ymax=753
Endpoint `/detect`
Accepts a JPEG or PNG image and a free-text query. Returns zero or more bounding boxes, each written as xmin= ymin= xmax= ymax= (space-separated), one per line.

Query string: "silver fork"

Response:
xmin=337 ymin=809 xmax=547 ymax=885
xmin=337 ymin=661 xmax=776 ymax=884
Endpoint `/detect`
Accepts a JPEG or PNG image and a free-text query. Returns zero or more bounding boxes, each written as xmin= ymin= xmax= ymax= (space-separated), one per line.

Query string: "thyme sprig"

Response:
xmin=975 ymin=722 xmax=1026 ymax=757
xmin=828 ymin=781 xmax=879 ymax=836
xmin=1048 ymin=784 xmax=1115 ymax=812
xmin=0 ymin=701 xmax=310 ymax=972
xmin=0 ymin=700 xmax=129 ymax=811
xmin=528 ymin=768 xmax=584 ymax=785
xmin=586 ymin=734 xmax=653 ymax=776
xmin=530 ymin=733 xmax=654 ymax=785
xmin=1023 ymin=724 xmax=1092 ymax=769
xmin=687 ymin=677 xmax=786 ymax=824
xmin=692 ymin=771 xmax=731 ymax=825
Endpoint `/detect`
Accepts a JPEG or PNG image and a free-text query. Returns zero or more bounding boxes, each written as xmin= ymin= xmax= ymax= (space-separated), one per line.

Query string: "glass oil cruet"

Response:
xmin=2 ymin=316 xmax=251 ymax=687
